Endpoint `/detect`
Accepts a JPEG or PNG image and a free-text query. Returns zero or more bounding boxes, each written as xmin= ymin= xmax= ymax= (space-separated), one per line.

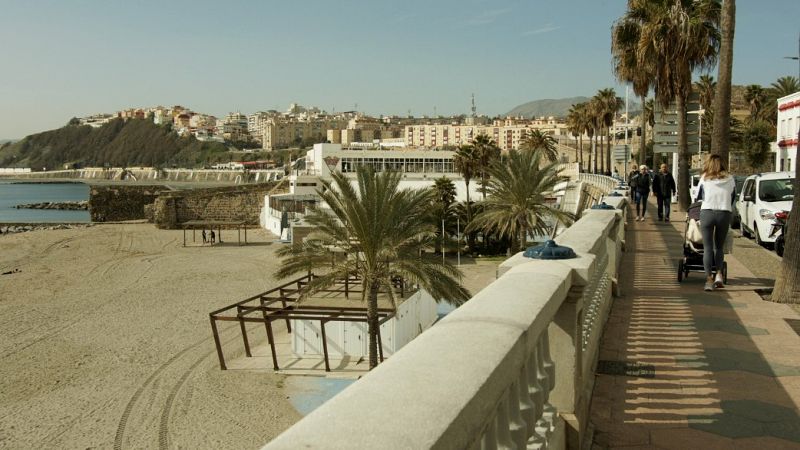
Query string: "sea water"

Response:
xmin=0 ymin=182 xmax=90 ymax=223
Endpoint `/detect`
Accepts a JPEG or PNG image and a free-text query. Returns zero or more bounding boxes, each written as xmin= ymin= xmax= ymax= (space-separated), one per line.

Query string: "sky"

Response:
xmin=1 ymin=0 xmax=799 ymax=138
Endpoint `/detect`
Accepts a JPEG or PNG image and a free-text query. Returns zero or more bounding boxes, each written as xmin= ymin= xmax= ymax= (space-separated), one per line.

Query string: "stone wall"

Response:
xmin=88 ymin=185 xmax=165 ymax=222
xmin=152 ymin=182 xmax=283 ymax=229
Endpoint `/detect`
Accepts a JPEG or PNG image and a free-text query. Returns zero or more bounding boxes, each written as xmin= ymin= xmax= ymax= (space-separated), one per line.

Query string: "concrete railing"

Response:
xmin=577 ymin=173 xmax=618 ymax=195
xmin=264 ymin=185 xmax=628 ymax=450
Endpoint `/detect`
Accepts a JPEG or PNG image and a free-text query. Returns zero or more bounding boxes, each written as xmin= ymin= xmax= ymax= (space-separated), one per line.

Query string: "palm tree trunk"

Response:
xmin=677 ymin=94 xmax=691 ymax=210
xmin=606 ymin=128 xmax=612 ymax=175
xmin=640 ymin=96 xmax=647 ymax=166
xmin=367 ymin=281 xmax=380 ymax=369
xmin=711 ymin=0 xmax=735 ymax=168
xmin=579 ymin=135 xmax=584 ymax=170
xmin=465 ymin=179 xmax=475 ymax=251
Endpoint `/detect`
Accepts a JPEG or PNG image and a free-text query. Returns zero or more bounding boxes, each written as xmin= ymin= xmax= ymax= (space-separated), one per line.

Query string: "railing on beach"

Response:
xmin=263 ymin=178 xmax=629 ymax=450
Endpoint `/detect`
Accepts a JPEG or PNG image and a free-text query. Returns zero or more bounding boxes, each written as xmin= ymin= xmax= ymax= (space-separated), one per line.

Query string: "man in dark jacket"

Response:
xmin=630 ymin=165 xmax=652 ymax=221
xmin=652 ymin=163 xmax=677 ymax=222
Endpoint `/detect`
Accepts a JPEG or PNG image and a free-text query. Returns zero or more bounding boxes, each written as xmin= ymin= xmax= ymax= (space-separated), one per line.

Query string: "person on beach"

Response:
xmin=202 ymin=229 xmax=207 ymax=244
xmin=696 ymin=154 xmax=736 ymax=291
xmin=652 ymin=163 xmax=677 ymax=222
xmin=210 ymin=230 xmax=216 ymax=244
xmin=630 ymin=164 xmax=652 ymax=222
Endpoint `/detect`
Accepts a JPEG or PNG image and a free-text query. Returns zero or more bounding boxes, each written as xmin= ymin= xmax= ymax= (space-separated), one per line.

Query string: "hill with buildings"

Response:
xmin=0 ymin=119 xmax=230 ymax=170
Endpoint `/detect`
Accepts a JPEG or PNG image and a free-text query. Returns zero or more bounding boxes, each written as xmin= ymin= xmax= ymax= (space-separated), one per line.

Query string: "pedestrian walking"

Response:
xmin=630 ymin=164 xmax=652 ymax=221
xmin=202 ymin=229 xmax=207 ymax=244
xmin=627 ymin=163 xmax=638 ymax=184
xmin=696 ymin=154 xmax=736 ymax=291
xmin=210 ymin=230 xmax=216 ymax=245
xmin=652 ymin=163 xmax=677 ymax=222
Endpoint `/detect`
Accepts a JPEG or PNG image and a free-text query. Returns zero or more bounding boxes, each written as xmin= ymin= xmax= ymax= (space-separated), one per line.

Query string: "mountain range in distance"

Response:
xmin=504 ymin=96 xmax=642 ymax=119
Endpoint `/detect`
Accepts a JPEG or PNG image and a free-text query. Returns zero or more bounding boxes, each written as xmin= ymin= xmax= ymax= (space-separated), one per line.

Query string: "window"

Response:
xmin=758 ymin=178 xmax=794 ymax=202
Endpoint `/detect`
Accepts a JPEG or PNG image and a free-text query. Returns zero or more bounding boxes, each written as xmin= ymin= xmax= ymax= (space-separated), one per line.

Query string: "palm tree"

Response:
xmin=595 ymin=88 xmax=623 ymax=175
xmin=431 ymin=176 xmax=457 ymax=254
xmin=695 ymin=74 xmax=717 ymax=113
xmin=611 ymin=18 xmax=654 ymax=167
xmin=710 ymin=0 xmax=735 ymax=166
xmin=471 ymin=134 xmax=501 ymax=200
xmin=453 ymin=144 xmax=478 ymax=227
xmin=275 ymin=167 xmax=471 ymax=368
xmin=520 ymin=129 xmax=558 ymax=162
xmin=743 ymin=84 xmax=765 ymax=121
xmin=566 ymin=104 xmax=585 ymax=166
xmin=642 ymin=99 xmax=656 ymax=165
xmin=760 ymin=76 xmax=800 ymax=125
xmin=466 ymin=149 xmax=574 ymax=253
xmin=586 ymin=98 xmax=602 ymax=173
xmin=615 ymin=0 xmax=721 ymax=210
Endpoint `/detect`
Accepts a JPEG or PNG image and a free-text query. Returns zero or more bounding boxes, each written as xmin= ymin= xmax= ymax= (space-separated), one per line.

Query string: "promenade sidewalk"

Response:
xmin=589 ymin=206 xmax=800 ymax=449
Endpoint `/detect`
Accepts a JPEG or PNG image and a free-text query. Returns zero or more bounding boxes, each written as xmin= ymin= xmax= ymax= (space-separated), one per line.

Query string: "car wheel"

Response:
xmin=741 ymin=223 xmax=751 ymax=238
xmin=754 ymin=223 xmax=772 ymax=248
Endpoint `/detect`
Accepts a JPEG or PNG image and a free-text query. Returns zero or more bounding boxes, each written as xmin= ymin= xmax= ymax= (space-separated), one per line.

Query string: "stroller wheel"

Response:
xmin=678 ymin=260 xmax=684 ymax=282
xmin=723 ymin=262 xmax=728 ymax=284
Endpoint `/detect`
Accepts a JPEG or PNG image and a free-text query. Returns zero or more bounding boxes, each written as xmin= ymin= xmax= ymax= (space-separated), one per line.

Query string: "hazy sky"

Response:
xmin=1 ymin=0 xmax=799 ymax=138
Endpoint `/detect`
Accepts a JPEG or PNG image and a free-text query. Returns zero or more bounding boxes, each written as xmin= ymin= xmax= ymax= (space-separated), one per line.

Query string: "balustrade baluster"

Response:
xmin=507 ymin=380 xmax=528 ymax=448
xmin=518 ymin=362 xmax=537 ymax=438
xmin=481 ymin=413 xmax=498 ymax=450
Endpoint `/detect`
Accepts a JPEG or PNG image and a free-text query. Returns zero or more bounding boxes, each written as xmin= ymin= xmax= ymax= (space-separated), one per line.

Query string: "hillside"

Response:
xmin=0 ymin=119 xmax=230 ymax=170
xmin=505 ymin=97 xmax=589 ymax=118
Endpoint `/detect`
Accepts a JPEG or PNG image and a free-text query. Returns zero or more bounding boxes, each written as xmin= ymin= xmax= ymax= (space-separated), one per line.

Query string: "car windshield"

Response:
xmin=758 ymin=178 xmax=794 ymax=202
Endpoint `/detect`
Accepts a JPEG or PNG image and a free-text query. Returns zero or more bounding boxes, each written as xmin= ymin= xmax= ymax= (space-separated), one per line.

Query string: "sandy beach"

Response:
xmin=0 ymin=224 xmax=302 ymax=449
xmin=0 ymin=224 xmax=499 ymax=449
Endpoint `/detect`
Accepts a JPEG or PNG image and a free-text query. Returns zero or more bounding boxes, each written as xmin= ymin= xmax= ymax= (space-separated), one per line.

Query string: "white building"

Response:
xmin=773 ymin=91 xmax=800 ymax=172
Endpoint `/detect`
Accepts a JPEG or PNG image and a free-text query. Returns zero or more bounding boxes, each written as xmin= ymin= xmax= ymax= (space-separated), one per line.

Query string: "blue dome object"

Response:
xmin=592 ymin=202 xmax=615 ymax=210
xmin=523 ymin=240 xmax=577 ymax=260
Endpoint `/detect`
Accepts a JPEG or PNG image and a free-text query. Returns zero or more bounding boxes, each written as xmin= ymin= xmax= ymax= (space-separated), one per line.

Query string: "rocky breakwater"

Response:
xmin=0 ymin=223 xmax=93 ymax=236
xmin=15 ymin=201 xmax=89 ymax=210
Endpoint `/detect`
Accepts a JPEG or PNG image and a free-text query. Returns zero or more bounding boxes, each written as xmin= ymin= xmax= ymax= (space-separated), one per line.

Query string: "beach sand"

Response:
xmin=0 ymin=224 xmax=301 ymax=449
xmin=0 ymin=224 xmax=500 ymax=449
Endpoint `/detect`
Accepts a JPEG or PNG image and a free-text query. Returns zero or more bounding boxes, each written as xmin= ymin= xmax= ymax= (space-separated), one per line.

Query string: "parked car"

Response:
xmin=730 ymin=175 xmax=747 ymax=229
xmin=737 ymin=171 xmax=795 ymax=246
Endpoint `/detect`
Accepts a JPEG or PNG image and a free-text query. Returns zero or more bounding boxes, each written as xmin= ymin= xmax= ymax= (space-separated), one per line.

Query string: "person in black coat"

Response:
xmin=630 ymin=165 xmax=652 ymax=221
xmin=652 ymin=163 xmax=677 ymax=222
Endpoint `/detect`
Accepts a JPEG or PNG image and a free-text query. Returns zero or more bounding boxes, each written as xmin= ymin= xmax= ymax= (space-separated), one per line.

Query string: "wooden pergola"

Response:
xmin=209 ymin=273 xmax=403 ymax=372
xmin=181 ymin=220 xmax=249 ymax=246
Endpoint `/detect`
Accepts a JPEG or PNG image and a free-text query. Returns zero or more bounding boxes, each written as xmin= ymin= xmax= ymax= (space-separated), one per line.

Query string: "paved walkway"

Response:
xmin=590 ymin=206 xmax=800 ymax=449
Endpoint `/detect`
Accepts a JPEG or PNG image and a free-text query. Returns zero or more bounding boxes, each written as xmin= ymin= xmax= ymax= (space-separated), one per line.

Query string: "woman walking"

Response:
xmin=696 ymin=155 xmax=736 ymax=291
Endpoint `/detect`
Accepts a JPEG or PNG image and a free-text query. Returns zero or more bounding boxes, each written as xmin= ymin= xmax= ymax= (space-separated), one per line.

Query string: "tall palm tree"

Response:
xmin=615 ymin=0 xmax=721 ymax=210
xmin=466 ymin=149 xmax=574 ymax=253
xmin=595 ymin=88 xmax=623 ymax=175
xmin=710 ymin=0 xmax=735 ymax=165
xmin=275 ymin=167 xmax=471 ymax=368
xmin=760 ymin=76 xmax=800 ymax=125
xmin=453 ymin=144 xmax=478 ymax=227
xmin=566 ymin=104 xmax=585 ymax=166
xmin=642 ymin=99 xmax=656 ymax=165
xmin=743 ymin=84 xmax=765 ymax=121
xmin=586 ymin=98 xmax=602 ymax=173
xmin=611 ymin=18 xmax=654 ymax=167
xmin=695 ymin=74 xmax=717 ymax=114
xmin=520 ymin=129 xmax=558 ymax=162
xmin=431 ymin=176 xmax=457 ymax=254
xmin=471 ymin=134 xmax=501 ymax=200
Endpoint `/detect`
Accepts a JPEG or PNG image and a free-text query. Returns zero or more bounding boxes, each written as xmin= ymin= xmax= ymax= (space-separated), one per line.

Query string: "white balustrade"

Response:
xmin=263 ymin=178 xmax=626 ymax=450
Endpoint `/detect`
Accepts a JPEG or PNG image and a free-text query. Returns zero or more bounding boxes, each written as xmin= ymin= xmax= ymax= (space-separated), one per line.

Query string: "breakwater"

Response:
xmin=15 ymin=201 xmax=88 ymax=210
xmin=0 ymin=168 xmax=284 ymax=184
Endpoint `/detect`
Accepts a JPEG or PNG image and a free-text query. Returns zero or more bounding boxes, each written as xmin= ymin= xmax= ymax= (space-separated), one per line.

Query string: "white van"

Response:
xmin=737 ymin=172 xmax=795 ymax=245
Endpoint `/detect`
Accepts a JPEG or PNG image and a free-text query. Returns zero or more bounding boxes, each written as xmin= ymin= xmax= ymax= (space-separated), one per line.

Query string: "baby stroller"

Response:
xmin=677 ymin=201 xmax=728 ymax=282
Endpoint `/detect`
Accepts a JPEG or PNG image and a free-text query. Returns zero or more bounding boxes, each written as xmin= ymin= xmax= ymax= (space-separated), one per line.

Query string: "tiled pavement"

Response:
xmin=589 ymin=206 xmax=800 ymax=450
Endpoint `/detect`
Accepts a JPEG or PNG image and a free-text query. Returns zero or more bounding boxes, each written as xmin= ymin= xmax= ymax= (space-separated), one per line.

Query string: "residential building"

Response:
xmin=773 ymin=91 xmax=800 ymax=172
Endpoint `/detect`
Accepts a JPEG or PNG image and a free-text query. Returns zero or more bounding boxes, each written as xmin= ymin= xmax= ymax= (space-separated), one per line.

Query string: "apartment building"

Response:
xmin=262 ymin=118 xmax=348 ymax=150
xmin=404 ymin=121 xmax=568 ymax=151
xmin=773 ymin=91 xmax=800 ymax=172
